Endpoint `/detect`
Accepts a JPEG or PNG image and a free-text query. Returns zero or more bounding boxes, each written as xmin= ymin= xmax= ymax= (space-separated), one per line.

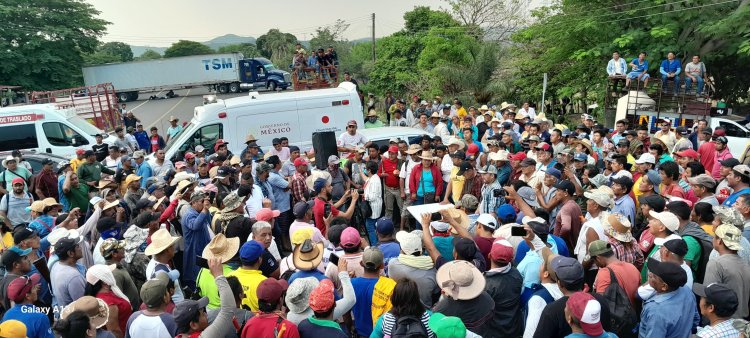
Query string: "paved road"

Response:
xmin=125 ymin=87 xmax=247 ymax=133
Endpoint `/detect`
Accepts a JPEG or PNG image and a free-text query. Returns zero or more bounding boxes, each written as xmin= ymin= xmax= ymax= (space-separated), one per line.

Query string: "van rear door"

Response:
xmin=234 ymin=100 xmax=299 ymax=149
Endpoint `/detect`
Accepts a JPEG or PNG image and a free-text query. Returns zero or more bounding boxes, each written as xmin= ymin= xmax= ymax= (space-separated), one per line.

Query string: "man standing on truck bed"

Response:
xmin=337 ymin=120 xmax=369 ymax=159
xmin=77 ymin=150 xmax=115 ymax=192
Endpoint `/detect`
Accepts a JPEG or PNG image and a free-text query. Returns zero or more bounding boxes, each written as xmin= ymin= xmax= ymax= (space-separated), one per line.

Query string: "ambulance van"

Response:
xmin=162 ymin=82 xmax=364 ymax=162
xmin=0 ymin=104 xmax=117 ymax=158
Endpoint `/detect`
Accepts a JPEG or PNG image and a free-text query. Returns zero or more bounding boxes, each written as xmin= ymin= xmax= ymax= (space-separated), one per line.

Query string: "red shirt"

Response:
xmin=378 ymin=158 xmax=400 ymax=188
xmin=698 ymin=141 xmax=716 ymax=174
xmin=313 ymin=197 xmax=339 ymax=236
xmin=241 ymin=312 xmax=300 ymax=338
xmin=660 ymin=182 xmax=685 ymax=199
xmin=98 ymin=291 xmax=132 ymax=334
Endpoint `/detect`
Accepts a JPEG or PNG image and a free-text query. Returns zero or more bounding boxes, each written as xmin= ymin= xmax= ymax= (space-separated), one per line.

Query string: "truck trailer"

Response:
xmin=82 ymin=53 xmax=291 ymax=102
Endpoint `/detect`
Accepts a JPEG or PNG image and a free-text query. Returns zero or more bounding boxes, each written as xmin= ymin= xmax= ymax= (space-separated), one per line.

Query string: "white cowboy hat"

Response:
xmin=144 ymin=229 xmax=181 ymax=256
xmin=202 ymin=234 xmax=240 ymax=263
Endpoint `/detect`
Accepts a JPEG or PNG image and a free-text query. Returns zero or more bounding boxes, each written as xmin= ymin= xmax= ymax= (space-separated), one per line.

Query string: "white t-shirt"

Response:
xmin=337 ymin=132 xmax=368 ymax=157
xmin=126 ymin=312 xmax=177 ymax=338
xmin=399 ymin=158 xmax=418 ymax=194
xmin=243 ymin=185 xmax=265 ymax=218
xmin=574 ymin=216 xmax=607 ymax=270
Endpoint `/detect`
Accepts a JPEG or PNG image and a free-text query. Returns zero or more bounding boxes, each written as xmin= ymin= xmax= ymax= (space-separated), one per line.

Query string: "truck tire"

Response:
xmin=128 ymin=92 xmax=139 ymax=101
xmin=229 ymin=83 xmax=240 ymax=93
xmin=268 ymin=82 xmax=277 ymax=92
xmin=118 ymin=92 xmax=130 ymax=102
xmin=218 ymin=84 xmax=229 ymax=94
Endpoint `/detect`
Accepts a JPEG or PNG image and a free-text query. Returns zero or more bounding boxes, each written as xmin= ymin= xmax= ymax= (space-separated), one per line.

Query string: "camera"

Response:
xmin=493 ymin=189 xmax=506 ymax=198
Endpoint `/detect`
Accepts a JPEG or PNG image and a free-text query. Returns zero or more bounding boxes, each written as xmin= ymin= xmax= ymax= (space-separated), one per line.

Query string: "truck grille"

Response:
xmin=284 ymin=74 xmax=291 ymax=83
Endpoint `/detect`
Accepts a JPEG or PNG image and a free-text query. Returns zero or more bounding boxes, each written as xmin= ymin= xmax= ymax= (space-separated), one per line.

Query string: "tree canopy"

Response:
xmin=84 ymin=41 xmax=134 ymax=65
xmin=164 ymin=40 xmax=214 ymax=58
xmin=255 ymin=29 xmax=298 ymax=66
xmin=0 ymin=0 xmax=108 ymax=89
xmin=217 ymin=43 xmax=260 ymax=58
xmin=136 ymin=50 xmax=163 ymax=61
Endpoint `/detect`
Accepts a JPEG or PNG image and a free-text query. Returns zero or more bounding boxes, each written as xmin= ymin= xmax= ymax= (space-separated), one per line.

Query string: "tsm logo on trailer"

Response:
xmin=202 ymin=58 xmax=233 ymax=71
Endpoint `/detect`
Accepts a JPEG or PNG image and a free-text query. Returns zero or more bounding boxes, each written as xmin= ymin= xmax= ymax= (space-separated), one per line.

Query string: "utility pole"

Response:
xmin=371 ymin=13 xmax=376 ymax=62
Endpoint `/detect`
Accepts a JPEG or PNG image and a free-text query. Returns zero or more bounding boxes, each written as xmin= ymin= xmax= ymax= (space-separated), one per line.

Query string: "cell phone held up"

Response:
xmin=196 ymin=256 xmax=209 ymax=270
xmin=511 ymin=226 xmax=527 ymax=237
xmin=329 ymin=253 xmax=340 ymax=266
xmin=324 ymin=203 xmax=332 ymax=218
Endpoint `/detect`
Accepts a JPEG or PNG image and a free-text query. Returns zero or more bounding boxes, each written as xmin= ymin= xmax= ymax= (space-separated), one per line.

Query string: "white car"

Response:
xmin=358 ymin=126 xmax=433 ymax=147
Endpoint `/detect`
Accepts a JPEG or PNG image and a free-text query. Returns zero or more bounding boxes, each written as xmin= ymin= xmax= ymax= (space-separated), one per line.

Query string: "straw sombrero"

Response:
xmin=61 ymin=296 xmax=109 ymax=329
xmin=202 ymin=234 xmax=240 ymax=263
xmin=293 ymin=239 xmax=324 ymax=271
xmin=144 ymin=229 xmax=181 ymax=256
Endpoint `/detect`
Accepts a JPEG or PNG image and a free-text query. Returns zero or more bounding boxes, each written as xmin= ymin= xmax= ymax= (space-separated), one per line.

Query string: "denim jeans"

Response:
xmin=661 ymin=74 xmax=680 ymax=93
xmin=365 ymin=218 xmax=378 ymax=246
xmin=685 ymin=76 xmax=704 ymax=95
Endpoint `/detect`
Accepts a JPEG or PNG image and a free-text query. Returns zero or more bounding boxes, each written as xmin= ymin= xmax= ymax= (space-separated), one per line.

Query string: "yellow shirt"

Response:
xmin=1 ymin=232 xmax=12 ymax=250
xmin=633 ymin=175 xmax=645 ymax=210
xmin=70 ymin=158 xmax=85 ymax=174
xmin=226 ymin=268 xmax=266 ymax=311
xmin=371 ymin=276 xmax=396 ymax=326
xmin=197 ymin=265 xmax=235 ymax=309
xmin=449 ymin=166 xmax=465 ymax=203
xmin=457 ymin=107 xmax=467 ymax=119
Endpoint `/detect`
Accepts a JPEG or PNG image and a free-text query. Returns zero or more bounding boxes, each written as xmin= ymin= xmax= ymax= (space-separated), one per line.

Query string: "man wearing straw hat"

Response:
xmin=145 ymin=228 xmax=184 ymax=303
xmin=195 ymin=234 xmax=239 ymax=310
xmin=166 ymin=116 xmax=183 ymax=143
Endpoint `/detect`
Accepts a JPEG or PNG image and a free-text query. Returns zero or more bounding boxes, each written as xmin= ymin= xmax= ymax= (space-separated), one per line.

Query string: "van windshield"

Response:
xmin=67 ymin=115 xmax=104 ymax=137
xmin=263 ymin=63 xmax=277 ymax=71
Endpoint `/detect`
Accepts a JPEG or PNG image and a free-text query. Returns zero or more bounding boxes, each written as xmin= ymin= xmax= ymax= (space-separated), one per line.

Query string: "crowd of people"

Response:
xmin=1 ymin=96 xmax=750 ymax=338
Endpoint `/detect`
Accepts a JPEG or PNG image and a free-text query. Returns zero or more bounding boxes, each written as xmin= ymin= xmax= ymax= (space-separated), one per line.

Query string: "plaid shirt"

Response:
xmin=460 ymin=175 xmax=483 ymax=200
xmin=608 ymin=235 xmax=645 ymax=271
xmin=291 ymin=171 xmax=308 ymax=204
xmin=479 ymin=181 xmax=505 ymax=214
xmin=695 ymin=319 xmax=740 ymax=338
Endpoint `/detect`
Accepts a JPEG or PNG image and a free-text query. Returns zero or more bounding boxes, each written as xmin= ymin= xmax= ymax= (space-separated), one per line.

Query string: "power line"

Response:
xmin=599 ymin=0 xmax=739 ymax=23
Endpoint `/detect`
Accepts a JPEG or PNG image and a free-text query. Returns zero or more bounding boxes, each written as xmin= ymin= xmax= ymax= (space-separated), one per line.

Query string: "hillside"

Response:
xmin=130 ymin=34 xmax=257 ymax=56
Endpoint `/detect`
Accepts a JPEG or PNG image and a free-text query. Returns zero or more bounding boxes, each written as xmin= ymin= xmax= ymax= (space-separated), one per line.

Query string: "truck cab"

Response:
xmin=238 ymin=58 xmax=291 ymax=92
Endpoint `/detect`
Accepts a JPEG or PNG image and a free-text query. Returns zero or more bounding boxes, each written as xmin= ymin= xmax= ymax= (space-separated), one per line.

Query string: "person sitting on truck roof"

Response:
xmin=625 ymin=52 xmax=650 ymax=89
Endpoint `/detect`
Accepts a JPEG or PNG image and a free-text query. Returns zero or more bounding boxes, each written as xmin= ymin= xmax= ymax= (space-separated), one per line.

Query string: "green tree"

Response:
xmin=255 ymin=29 xmax=298 ymax=66
xmin=0 ymin=0 xmax=108 ymax=89
xmin=445 ymin=0 xmax=525 ymax=41
xmin=402 ymin=6 xmax=460 ymax=35
xmin=99 ymin=42 xmax=133 ymax=62
xmin=217 ymin=43 xmax=260 ymax=58
xmin=136 ymin=50 xmax=162 ymax=60
xmin=164 ymin=40 xmax=214 ymax=58
xmin=436 ymin=43 xmax=500 ymax=104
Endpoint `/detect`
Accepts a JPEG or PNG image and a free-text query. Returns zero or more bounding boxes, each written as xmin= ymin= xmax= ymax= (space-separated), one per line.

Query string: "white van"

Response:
xmin=162 ymin=82 xmax=363 ymax=162
xmin=0 ymin=104 xmax=117 ymax=158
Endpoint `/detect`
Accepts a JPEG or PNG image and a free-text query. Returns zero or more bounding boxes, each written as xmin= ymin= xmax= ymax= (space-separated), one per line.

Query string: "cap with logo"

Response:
xmin=476 ymin=214 xmax=498 ymax=231
xmin=566 ymin=292 xmax=604 ymax=336
xmin=489 ymin=239 xmax=514 ymax=263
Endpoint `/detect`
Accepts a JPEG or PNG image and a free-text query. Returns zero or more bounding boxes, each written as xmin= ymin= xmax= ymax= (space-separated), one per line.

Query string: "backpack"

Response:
xmin=683 ymin=234 xmax=713 ymax=283
xmin=391 ymin=315 xmax=428 ymax=338
xmin=602 ymin=267 xmax=638 ymax=338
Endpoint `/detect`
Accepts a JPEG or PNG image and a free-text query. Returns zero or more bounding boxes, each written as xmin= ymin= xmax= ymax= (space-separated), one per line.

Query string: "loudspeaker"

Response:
xmin=312 ymin=131 xmax=337 ymax=170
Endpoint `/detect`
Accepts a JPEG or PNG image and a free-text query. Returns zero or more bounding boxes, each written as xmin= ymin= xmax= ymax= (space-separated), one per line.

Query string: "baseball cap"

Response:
xmin=362 ymin=246 xmax=384 ymax=270
xmin=466 ymin=144 xmax=479 ymax=156
xmin=457 ymin=161 xmax=473 ymax=175
xmin=309 ymin=279 xmax=336 ymax=312
xmin=675 ymin=126 xmax=688 ymax=135
xmin=674 ymin=148 xmax=698 ymax=159
xmin=649 ymin=210 xmax=680 ymax=232
xmin=12 ymin=227 xmax=38 ymax=244
xmin=313 ymin=178 xmax=329 ymax=194
xmin=644 ymin=170 xmax=662 ymax=193
xmin=551 ymin=256 xmax=584 ymax=285
xmin=10 ymin=177 xmax=23 ymax=186
xmin=635 ymin=153 xmax=656 ymax=164
xmin=346 ymin=120 xmax=358 ymax=127
xmin=327 ymin=155 xmax=340 ymax=165
xmin=715 ymin=136 xmax=729 ymax=144
xmin=239 ymin=240 xmax=264 ymax=264
xmin=543 ymin=167 xmax=561 ymax=180
xmin=553 ymin=180 xmax=576 ymax=195
xmin=733 ymin=165 xmax=750 ymax=179
xmin=375 ymin=217 xmax=395 ymax=236
xmin=662 ymin=238 xmax=688 ymax=256
xmin=460 ymin=194 xmax=479 ymax=210
xmin=687 ymin=174 xmax=716 ymax=189
xmin=173 ymin=297 xmax=209 ymax=330
xmin=713 ymin=129 xmax=726 ymax=137
xmin=715 ymin=223 xmax=743 ymax=250
xmin=509 ymin=152 xmax=526 ymax=161
xmin=719 ymin=158 xmax=740 ymax=168
xmin=450 ymin=150 xmax=466 ymax=160
xmin=477 ymin=165 xmax=498 ymax=176
xmin=340 ymin=227 xmax=361 ymax=248
xmin=428 ymin=313 xmax=466 ymax=338
xmin=0 ymin=319 xmax=26 ymax=338
xmin=616 ymin=139 xmax=630 ymax=147
xmin=588 ymin=240 xmax=613 ymax=257
xmin=255 ymin=208 xmax=281 ymax=222
xmin=293 ymin=157 xmax=308 ymax=167
xmin=293 ymin=200 xmax=315 ymax=219
xmin=496 ymin=204 xmax=516 ymax=223
xmin=535 ymin=142 xmax=551 ymax=152
xmin=520 ymin=158 xmax=536 ymax=168
xmin=573 ymin=153 xmax=587 ymax=162
xmin=54 ymin=236 xmax=83 ymax=256
xmin=395 ymin=231 xmax=423 ymax=255
xmin=693 ymin=283 xmax=739 ymax=316
xmin=648 ymin=257 xmax=687 ymax=289
xmin=1 ymin=246 xmax=31 ymax=269
xmin=452 ymin=237 xmax=477 ymax=260
xmin=489 ymin=239 xmax=513 ymax=263
xmin=7 ymin=273 xmax=41 ymax=303
xmin=477 ymin=214 xmax=498 ymax=230
xmin=141 ymin=273 xmax=170 ymax=308
xmin=566 ymin=292 xmax=604 ymax=336
xmin=256 ymin=278 xmax=289 ymax=303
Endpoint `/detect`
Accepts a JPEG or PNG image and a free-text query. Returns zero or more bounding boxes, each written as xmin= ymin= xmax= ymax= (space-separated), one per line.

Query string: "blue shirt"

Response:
xmin=417 ymin=169 xmax=435 ymax=196
xmin=497 ymin=163 xmax=511 ymax=186
xmin=3 ymin=304 xmax=55 ymax=338
xmin=351 ymin=276 xmax=379 ymax=337
xmin=134 ymin=130 xmax=150 ymax=150
xmin=639 ymin=286 xmax=699 ymax=338
xmin=57 ymin=176 xmax=69 ymax=212
xmin=723 ymin=187 xmax=750 ymax=206
xmin=630 ymin=58 xmax=649 ymax=73
xmin=135 ymin=161 xmax=152 ymax=189
xmin=268 ymin=171 xmax=291 ymax=212
xmin=612 ymin=195 xmax=636 ymax=225
xmin=29 ymin=215 xmax=55 ymax=252
xmin=288 ymin=269 xmax=327 ymax=285
xmin=377 ymin=241 xmax=400 ymax=266
xmin=181 ymin=208 xmax=212 ymax=290
xmin=514 ymin=235 xmax=569 ymax=264
xmin=660 ymin=59 xmax=682 ymax=75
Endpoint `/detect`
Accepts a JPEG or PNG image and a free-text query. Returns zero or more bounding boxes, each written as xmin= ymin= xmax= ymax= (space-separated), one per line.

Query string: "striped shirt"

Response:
xmin=382 ymin=312 xmax=435 ymax=338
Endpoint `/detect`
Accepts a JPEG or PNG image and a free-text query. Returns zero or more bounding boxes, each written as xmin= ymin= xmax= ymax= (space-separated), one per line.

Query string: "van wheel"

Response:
xmin=118 ymin=92 xmax=130 ymax=102
xmin=268 ymin=82 xmax=277 ymax=91
xmin=217 ymin=84 xmax=229 ymax=94
xmin=229 ymin=83 xmax=240 ymax=93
